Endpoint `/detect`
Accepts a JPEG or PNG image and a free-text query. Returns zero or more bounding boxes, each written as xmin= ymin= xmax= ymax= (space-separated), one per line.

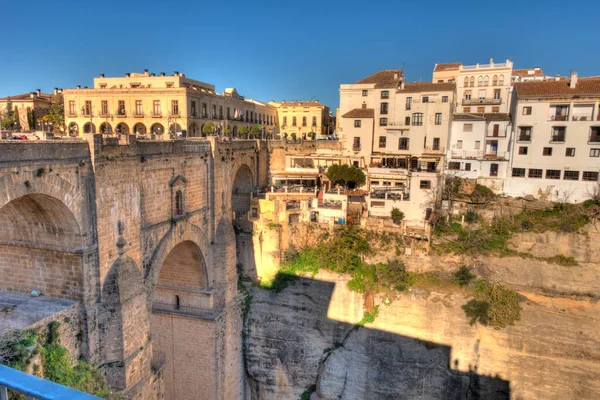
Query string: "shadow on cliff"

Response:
xmin=245 ymin=275 xmax=511 ymax=400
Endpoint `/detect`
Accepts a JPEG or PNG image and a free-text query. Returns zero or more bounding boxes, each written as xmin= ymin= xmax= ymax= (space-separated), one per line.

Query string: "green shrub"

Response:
xmin=464 ymin=210 xmax=479 ymax=224
xmin=462 ymin=279 xmax=521 ymax=329
xmin=391 ymin=208 xmax=404 ymax=224
xmin=376 ymin=260 xmax=414 ymax=292
xmin=452 ymin=265 xmax=476 ymax=287
xmin=470 ymin=184 xmax=495 ymax=202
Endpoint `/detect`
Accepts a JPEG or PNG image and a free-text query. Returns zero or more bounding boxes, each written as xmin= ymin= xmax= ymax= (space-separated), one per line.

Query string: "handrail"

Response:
xmin=0 ymin=365 xmax=100 ymax=399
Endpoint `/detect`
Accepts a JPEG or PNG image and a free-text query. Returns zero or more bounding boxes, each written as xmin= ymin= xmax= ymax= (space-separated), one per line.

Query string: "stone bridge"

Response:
xmin=0 ymin=135 xmax=269 ymax=399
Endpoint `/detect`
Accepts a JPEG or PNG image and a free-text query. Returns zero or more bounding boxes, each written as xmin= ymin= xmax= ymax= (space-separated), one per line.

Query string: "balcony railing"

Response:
xmin=549 ymin=114 xmax=568 ymax=121
xmin=517 ymin=135 xmax=531 ymax=142
xmin=352 ymin=144 xmax=361 ymax=151
xmin=0 ymin=364 xmax=100 ymax=399
xmin=423 ymin=146 xmax=445 ymax=153
xmin=116 ymin=109 xmax=126 ymax=117
xmin=589 ymin=135 xmax=600 ymax=143
xmin=462 ymin=97 xmax=501 ymax=105
xmin=550 ymin=135 xmax=565 ymax=143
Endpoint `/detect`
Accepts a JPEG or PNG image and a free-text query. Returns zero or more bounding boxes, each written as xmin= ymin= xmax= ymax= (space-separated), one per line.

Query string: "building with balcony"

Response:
xmin=0 ymin=89 xmax=60 ymax=131
xmin=63 ymin=70 xmax=278 ymax=137
xmin=269 ymin=100 xmax=333 ymax=139
xmin=504 ymin=72 xmax=600 ymax=202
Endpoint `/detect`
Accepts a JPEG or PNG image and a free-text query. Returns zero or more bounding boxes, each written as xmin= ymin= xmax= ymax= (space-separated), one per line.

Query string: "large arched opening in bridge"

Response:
xmin=231 ymin=164 xmax=254 ymax=220
xmin=0 ymin=194 xmax=84 ymax=301
xmin=150 ymin=239 xmax=210 ymax=400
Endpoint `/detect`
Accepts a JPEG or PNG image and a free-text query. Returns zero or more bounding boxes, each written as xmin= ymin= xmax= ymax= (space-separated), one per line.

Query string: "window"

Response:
xmin=191 ymin=101 xmax=197 ymax=117
xmin=519 ymin=127 xmax=532 ymax=141
xmin=564 ymin=171 xmax=579 ymax=181
xmin=101 ymin=100 xmax=108 ymax=115
xmin=84 ymin=100 xmax=92 ymax=115
xmin=512 ymin=168 xmax=526 ymax=177
xmin=212 ymin=104 xmax=216 ymax=119
xmin=464 ymin=107 xmax=471 ymax=113
xmin=490 ymin=163 xmax=498 ymax=176
xmin=69 ymin=100 xmax=76 ymax=115
xmin=477 ymin=107 xmax=485 ymax=113
xmin=412 ymin=113 xmax=423 ymax=126
xmin=312 ymin=116 xmax=317 ymax=126
xmin=518 ymin=146 xmax=528 ymax=155
xmin=399 ymin=138 xmax=409 ymax=150
xmin=433 ymin=138 xmax=440 ymax=150
xmin=292 ymin=116 xmax=297 ymax=126
xmin=499 ymin=75 xmax=504 ymax=86
xmin=455 ymin=140 xmax=463 ymax=149
xmin=172 ymin=100 xmax=179 ymax=115
xmin=135 ymin=100 xmax=143 ymax=115
xmin=523 ymin=106 xmax=532 ymax=115
xmin=353 ymin=137 xmax=361 ymax=150
xmin=405 ymin=97 xmax=412 ymax=110
xmin=463 ymin=77 xmax=469 ymax=87
xmin=153 ymin=100 xmax=161 ymax=115
xmin=590 ymin=127 xmax=600 ymax=142
xmin=202 ymin=103 xmax=207 ymax=118
xmin=493 ymin=89 xmax=501 ymax=100
xmin=484 ymin=76 xmax=490 ymax=86
xmin=492 ymin=75 xmax=498 ymax=86
xmin=546 ymin=169 xmax=561 ymax=180
xmin=470 ymin=76 xmax=475 ymax=87
xmin=442 ymin=96 xmax=448 ymax=103
xmin=465 ymin=162 xmax=472 ymax=171
xmin=465 ymin=90 xmax=472 ymax=100
xmin=420 ymin=180 xmax=431 ymax=189
xmin=175 ymin=190 xmax=184 ymax=216
xmin=226 ymin=107 xmax=230 ymax=119
xmin=379 ymin=118 xmax=388 ymax=126
xmin=435 ymin=113 xmax=442 ymax=125
xmin=422 ymin=96 xmax=429 ymax=103
xmin=381 ymin=90 xmax=389 ymax=99
xmin=543 ymin=147 xmax=553 ymax=156
xmin=566 ymin=148 xmax=575 ymax=157
xmin=380 ymin=102 xmax=388 ymax=114
xmin=118 ymin=100 xmax=125 ymax=115
xmin=478 ymin=76 xmax=483 ymax=87
xmin=583 ymin=171 xmax=599 ymax=181
xmin=379 ymin=136 xmax=386 ymax=148
xmin=551 ymin=127 xmax=566 ymax=142
xmin=590 ymin=149 xmax=600 ymax=157
xmin=491 ymin=124 xmax=500 ymax=137
xmin=166 ymin=82 xmax=174 ymax=88
xmin=404 ymin=116 xmax=410 ymax=125
xmin=219 ymin=106 xmax=223 ymax=119
xmin=474 ymin=140 xmax=481 ymax=150
xmin=528 ymin=169 xmax=543 ymax=178
xmin=463 ymin=123 xmax=473 ymax=132
xmin=448 ymin=162 xmax=460 ymax=170
xmin=362 ymin=90 xmax=368 ymax=97
xmin=354 ymin=120 xmax=361 ymax=128
xmin=492 ymin=107 xmax=500 ymax=113
xmin=302 ymin=116 xmax=307 ymax=127
xmin=283 ymin=116 xmax=287 ymax=126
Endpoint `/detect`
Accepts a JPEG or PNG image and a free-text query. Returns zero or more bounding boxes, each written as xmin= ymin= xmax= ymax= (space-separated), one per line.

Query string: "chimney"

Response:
xmin=53 ymin=87 xmax=58 ymax=95
xmin=144 ymin=68 xmax=149 ymax=76
xmin=125 ymin=72 xmax=131 ymax=77
xmin=394 ymin=71 xmax=399 ymax=80
xmin=84 ymin=86 xmax=88 ymax=89
xmin=30 ymin=93 xmax=35 ymax=99
xmin=174 ymin=71 xmax=179 ymax=76
xmin=36 ymin=89 xmax=41 ymax=96
xmin=490 ymin=58 xmax=494 ymax=65
xmin=160 ymin=72 xmax=165 ymax=76
xmin=569 ymin=71 xmax=578 ymax=89
xmin=100 ymin=73 xmax=105 ymax=78
xmin=181 ymin=73 xmax=185 ymax=78
xmin=76 ymin=85 xmax=81 ymax=89
xmin=150 ymin=73 xmax=155 ymax=77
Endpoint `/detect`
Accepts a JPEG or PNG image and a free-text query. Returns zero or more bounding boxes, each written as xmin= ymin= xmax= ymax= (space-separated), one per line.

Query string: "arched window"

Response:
xmin=411 ymin=113 xmax=424 ymax=126
xmin=498 ymin=75 xmax=505 ymax=86
xmin=484 ymin=76 xmax=489 ymax=86
xmin=469 ymin=77 xmax=475 ymax=87
xmin=478 ymin=76 xmax=483 ymax=87
xmin=464 ymin=77 xmax=469 ymax=87
xmin=175 ymin=190 xmax=183 ymax=216
xmin=175 ymin=295 xmax=180 ymax=310
xmin=492 ymin=75 xmax=498 ymax=86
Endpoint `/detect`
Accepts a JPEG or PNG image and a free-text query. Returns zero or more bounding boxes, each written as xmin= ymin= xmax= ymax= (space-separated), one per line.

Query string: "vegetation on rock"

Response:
xmin=326 ymin=164 xmax=366 ymax=189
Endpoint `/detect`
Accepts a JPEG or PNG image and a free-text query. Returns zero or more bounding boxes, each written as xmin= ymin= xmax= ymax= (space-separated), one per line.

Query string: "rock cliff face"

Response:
xmin=245 ymin=268 xmax=600 ymax=399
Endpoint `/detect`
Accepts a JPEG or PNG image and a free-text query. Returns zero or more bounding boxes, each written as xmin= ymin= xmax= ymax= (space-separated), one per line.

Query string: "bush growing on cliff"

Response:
xmin=452 ymin=266 xmax=476 ymax=287
xmin=462 ymin=279 xmax=521 ymax=329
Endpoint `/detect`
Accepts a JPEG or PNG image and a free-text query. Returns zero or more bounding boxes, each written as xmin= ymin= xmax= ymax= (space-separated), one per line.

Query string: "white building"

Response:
xmin=512 ymin=67 xmax=545 ymax=83
xmin=446 ymin=59 xmax=515 ymax=191
xmin=504 ymin=73 xmax=600 ymax=202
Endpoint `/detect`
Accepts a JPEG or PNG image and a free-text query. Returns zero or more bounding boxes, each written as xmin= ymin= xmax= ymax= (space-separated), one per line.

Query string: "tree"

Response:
xmin=238 ymin=126 xmax=249 ymax=138
xmin=224 ymin=127 xmax=232 ymax=136
xmin=1 ymin=97 xmax=17 ymax=130
xmin=26 ymin=107 xmax=34 ymax=132
xmin=47 ymin=94 xmax=65 ymax=132
xmin=250 ymin=125 xmax=261 ymax=138
xmin=202 ymin=122 xmax=216 ymax=136
xmin=308 ymin=131 xmax=316 ymax=140
xmin=391 ymin=208 xmax=404 ymax=224
xmin=326 ymin=164 xmax=366 ymax=189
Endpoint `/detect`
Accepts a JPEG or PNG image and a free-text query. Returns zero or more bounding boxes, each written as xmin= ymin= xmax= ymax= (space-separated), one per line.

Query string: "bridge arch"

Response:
xmin=231 ymin=163 xmax=254 ymax=220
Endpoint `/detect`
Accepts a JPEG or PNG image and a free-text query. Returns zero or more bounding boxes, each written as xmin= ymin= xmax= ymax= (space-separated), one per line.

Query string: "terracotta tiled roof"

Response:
xmin=453 ymin=113 xmax=511 ymax=122
xmin=355 ymin=69 xmax=403 ymax=88
xmin=513 ymin=68 xmax=544 ymax=78
xmin=434 ymin=62 xmax=462 ymax=72
xmin=280 ymin=101 xmax=324 ymax=107
xmin=515 ymin=77 xmax=600 ymax=98
xmin=342 ymin=108 xmax=374 ymax=118
xmin=0 ymin=92 xmax=54 ymax=102
xmin=399 ymin=82 xmax=455 ymax=93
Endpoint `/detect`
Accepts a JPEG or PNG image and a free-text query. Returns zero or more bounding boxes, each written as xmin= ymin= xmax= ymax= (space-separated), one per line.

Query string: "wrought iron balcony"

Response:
xmin=352 ymin=144 xmax=361 ymax=151
xmin=550 ymin=134 xmax=565 ymax=143
xmin=588 ymin=135 xmax=600 ymax=143
xmin=462 ymin=97 xmax=501 ymax=105
xmin=517 ymin=135 xmax=531 ymax=142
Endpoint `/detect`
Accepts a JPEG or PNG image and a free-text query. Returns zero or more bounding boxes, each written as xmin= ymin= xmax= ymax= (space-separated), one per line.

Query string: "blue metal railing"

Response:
xmin=0 ymin=365 xmax=100 ymax=400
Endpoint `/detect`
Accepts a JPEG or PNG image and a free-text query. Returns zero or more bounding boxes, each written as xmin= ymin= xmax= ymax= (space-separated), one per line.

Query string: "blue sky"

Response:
xmin=1 ymin=0 xmax=598 ymax=112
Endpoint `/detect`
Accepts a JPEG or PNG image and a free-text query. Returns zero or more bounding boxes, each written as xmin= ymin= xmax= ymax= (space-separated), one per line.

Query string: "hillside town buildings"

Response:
xmin=0 ymin=89 xmax=60 ymax=131
xmin=269 ymin=100 xmax=333 ymax=139
xmin=62 ymin=70 xmax=279 ymax=138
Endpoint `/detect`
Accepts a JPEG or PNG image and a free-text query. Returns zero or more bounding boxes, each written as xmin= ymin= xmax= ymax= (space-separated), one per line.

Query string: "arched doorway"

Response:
xmin=0 ymin=194 xmax=84 ymax=301
xmin=169 ymin=123 xmax=182 ymax=135
xmin=100 ymin=122 xmax=112 ymax=134
xmin=232 ymin=165 xmax=254 ymax=220
xmin=232 ymin=126 xmax=238 ymax=137
xmin=188 ymin=123 xmax=199 ymax=137
xmin=133 ymin=123 xmax=147 ymax=135
xmin=68 ymin=122 xmax=79 ymax=136
xmin=83 ymin=122 xmax=96 ymax=133
xmin=115 ymin=122 xmax=129 ymax=135
xmin=151 ymin=123 xmax=164 ymax=135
